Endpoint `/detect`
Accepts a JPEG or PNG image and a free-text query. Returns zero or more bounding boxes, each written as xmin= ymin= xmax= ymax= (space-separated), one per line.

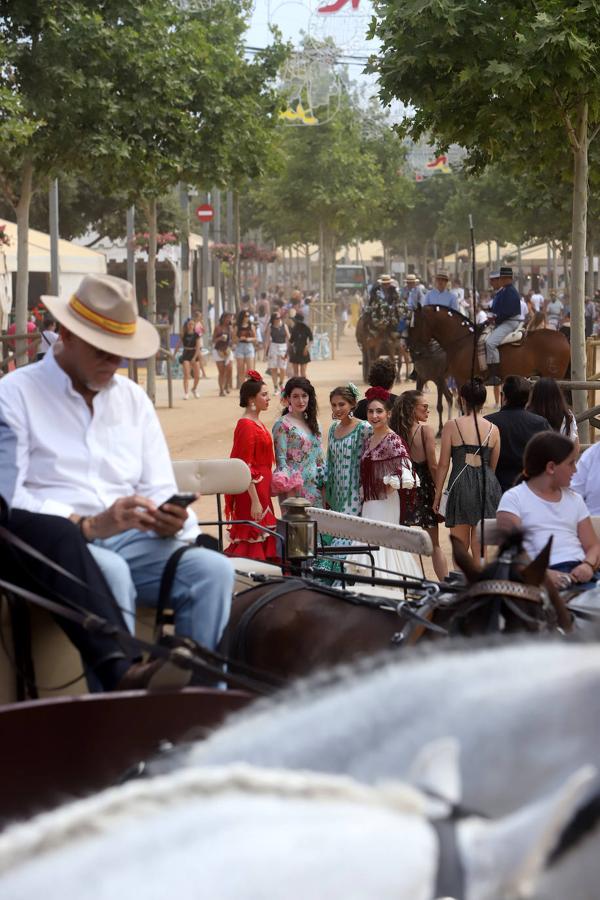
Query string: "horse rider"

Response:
xmin=422 ymin=270 xmax=459 ymax=311
xmin=367 ymin=274 xmax=403 ymax=330
xmin=484 ymin=265 xmax=522 ymax=385
xmin=406 ymin=273 xmax=426 ymax=311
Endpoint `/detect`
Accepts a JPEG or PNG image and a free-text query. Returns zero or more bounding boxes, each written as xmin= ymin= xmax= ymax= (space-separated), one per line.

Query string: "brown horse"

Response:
xmin=410 ymin=306 xmax=570 ymax=387
xmin=222 ymin=533 xmax=570 ymax=683
xmin=355 ymin=314 xmax=401 ymax=382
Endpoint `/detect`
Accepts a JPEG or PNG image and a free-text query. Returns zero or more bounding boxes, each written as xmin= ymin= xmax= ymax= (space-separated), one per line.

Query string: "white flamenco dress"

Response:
xmin=355 ymin=432 xmax=422 ymax=583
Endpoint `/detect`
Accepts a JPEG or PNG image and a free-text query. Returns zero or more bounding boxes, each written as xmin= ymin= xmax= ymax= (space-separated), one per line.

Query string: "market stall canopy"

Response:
xmin=0 ymin=218 xmax=107 ymax=275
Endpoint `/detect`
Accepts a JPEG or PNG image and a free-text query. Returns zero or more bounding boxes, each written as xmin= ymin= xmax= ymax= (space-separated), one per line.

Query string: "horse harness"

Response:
xmin=450 ymin=578 xmax=557 ymax=632
xmin=229 ymin=577 xmax=447 ymax=664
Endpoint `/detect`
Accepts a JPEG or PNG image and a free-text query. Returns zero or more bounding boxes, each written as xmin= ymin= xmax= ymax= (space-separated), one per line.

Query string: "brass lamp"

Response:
xmin=277 ymin=498 xmax=318 ymax=563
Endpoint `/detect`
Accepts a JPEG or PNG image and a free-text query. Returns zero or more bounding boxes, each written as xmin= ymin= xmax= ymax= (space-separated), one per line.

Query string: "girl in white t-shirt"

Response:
xmin=497 ymin=432 xmax=600 ymax=590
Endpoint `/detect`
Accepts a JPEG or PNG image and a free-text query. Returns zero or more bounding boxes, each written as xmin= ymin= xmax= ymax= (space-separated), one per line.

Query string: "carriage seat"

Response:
xmin=172 ymin=459 xmax=282 ymax=590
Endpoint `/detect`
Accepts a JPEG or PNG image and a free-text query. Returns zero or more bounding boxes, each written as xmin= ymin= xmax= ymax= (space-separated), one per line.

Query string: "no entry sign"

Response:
xmin=195 ymin=203 xmax=214 ymax=223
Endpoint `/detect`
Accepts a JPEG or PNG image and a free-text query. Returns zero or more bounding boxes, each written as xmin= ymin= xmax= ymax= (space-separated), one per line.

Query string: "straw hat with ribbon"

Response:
xmin=42 ymin=274 xmax=159 ymax=360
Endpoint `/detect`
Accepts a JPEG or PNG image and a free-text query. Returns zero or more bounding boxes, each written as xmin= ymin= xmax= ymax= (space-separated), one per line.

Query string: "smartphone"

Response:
xmin=160 ymin=492 xmax=196 ymax=510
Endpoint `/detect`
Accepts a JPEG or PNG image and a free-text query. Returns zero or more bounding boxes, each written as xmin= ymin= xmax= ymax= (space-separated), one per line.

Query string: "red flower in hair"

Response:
xmin=365 ymin=386 xmax=390 ymax=403
xmin=246 ymin=369 xmax=263 ymax=382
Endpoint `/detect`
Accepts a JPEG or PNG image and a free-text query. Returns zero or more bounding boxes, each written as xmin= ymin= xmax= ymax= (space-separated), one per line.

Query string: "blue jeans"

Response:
xmin=550 ymin=560 xmax=599 ymax=591
xmin=89 ymin=530 xmax=233 ymax=648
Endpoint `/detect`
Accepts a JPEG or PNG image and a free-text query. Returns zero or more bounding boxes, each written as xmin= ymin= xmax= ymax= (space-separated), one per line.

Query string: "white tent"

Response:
xmin=0 ymin=218 xmax=107 ymax=329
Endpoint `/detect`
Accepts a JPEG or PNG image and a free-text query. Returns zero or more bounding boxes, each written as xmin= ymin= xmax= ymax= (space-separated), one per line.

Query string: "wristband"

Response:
xmin=582 ymin=559 xmax=596 ymax=572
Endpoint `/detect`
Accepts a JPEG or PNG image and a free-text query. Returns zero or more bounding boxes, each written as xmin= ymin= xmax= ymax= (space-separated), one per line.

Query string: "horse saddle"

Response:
xmin=499 ymin=325 xmax=526 ymax=346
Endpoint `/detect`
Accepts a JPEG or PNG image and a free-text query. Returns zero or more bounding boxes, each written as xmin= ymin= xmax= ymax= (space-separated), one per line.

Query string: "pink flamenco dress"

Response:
xmin=225 ymin=417 xmax=279 ymax=561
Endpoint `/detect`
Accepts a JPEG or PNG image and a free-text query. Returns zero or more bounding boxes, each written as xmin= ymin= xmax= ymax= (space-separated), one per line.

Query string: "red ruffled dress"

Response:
xmin=225 ymin=417 xmax=278 ymax=560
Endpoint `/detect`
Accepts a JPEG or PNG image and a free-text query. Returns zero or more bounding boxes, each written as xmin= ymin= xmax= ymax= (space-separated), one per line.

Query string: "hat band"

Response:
xmin=69 ymin=295 xmax=136 ymax=336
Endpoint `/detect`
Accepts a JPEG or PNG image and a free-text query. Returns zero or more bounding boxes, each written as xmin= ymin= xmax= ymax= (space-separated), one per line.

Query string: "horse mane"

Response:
xmin=0 ymin=764 xmax=423 ymax=876
xmin=419 ymin=304 xmax=475 ymax=329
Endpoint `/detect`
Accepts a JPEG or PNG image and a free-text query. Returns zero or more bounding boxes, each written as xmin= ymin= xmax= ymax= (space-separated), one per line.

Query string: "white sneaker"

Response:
xmin=183 ymin=392 xmax=189 ymax=400
xmin=192 ymin=389 xmax=200 ymax=399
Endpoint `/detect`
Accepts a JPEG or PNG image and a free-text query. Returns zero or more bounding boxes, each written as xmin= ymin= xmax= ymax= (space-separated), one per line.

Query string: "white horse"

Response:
xmin=0 ymin=753 xmax=594 ymax=900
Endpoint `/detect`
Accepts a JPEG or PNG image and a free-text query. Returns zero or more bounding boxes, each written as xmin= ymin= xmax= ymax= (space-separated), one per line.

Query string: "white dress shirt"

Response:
xmin=0 ymin=349 xmax=195 ymax=530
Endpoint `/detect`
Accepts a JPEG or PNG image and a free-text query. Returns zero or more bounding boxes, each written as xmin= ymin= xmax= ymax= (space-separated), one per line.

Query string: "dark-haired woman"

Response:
xmin=358 ymin=387 xmax=421 ymax=579
xmin=212 ymin=311 xmax=234 ymax=397
xmin=272 ymin=377 xmax=325 ymax=507
xmin=497 ymin=432 xmax=600 ymax=590
xmin=174 ymin=318 xmax=201 ymax=400
xmin=354 ymin=357 xmax=398 ymax=421
xmin=233 ymin=309 xmax=257 ymax=387
xmin=225 ymin=371 xmax=278 ymax=560
xmin=434 ymin=378 xmax=501 ymax=559
xmin=288 ymin=313 xmax=313 ymax=377
xmin=265 ymin=311 xmax=290 ymax=391
xmin=392 ymin=390 xmax=448 ymax=580
xmin=527 ymin=376 xmax=580 ymax=455
xmin=326 ymin=384 xmax=371 ymax=516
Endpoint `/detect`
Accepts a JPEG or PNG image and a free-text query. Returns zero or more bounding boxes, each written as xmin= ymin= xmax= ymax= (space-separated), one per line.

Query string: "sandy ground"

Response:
xmin=149 ymin=330 xmax=504 ymax=580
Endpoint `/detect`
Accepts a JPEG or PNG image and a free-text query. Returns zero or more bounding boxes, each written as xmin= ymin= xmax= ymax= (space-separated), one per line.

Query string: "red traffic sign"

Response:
xmin=195 ymin=203 xmax=214 ymax=222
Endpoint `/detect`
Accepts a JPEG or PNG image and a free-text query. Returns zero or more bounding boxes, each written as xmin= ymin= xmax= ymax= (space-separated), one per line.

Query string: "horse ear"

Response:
xmin=450 ymin=536 xmax=480 ymax=583
xmin=407 ymin=737 xmax=461 ymax=810
xmin=459 ymin=765 xmax=596 ymax=899
xmin=521 ymin=537 xmax=553 ymax=586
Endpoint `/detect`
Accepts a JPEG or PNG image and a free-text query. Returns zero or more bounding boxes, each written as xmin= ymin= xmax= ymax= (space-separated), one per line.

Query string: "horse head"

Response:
xmin=448 ymin=530 xmax=571 ymax=635
xmin=408 ymin=305 xmax=430 ymax=346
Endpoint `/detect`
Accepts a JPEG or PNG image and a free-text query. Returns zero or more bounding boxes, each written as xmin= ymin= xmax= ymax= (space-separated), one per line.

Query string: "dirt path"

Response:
xmin=151 ymin=331 xmax=500 ymax=579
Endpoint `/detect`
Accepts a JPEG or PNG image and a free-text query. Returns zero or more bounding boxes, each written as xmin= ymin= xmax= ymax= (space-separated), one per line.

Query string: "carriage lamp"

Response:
xmin=277 ymin=498 xmax=318 ymax=563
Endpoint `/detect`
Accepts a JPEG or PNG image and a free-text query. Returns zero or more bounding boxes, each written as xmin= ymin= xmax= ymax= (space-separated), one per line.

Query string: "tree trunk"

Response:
xmin=570 ymin=101 xmax=589 ymax=441
xmin=546 ymin=242 xmax=552 ymax=293
xmin=562 ymin=240 xmax=570 ymax=295
xmin=587 ymin=234 xmax=595 ymax=299
xmin=552 ymin=242 xmax=559 ymax=290
xmin=421 ymin=241 xmax=428 ymax=285
xmin=15 ymin=159 xmax=33 ymax=367
xmin=318 ymin=222 xmax=325 ymax=302
xmin=145 ymin=196 xmax=157 ymax=404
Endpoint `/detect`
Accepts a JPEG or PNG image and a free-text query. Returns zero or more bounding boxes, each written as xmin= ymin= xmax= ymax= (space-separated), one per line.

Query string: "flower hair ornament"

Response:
xmin=347 ymin=382 xmax=360 ymax=401
xmin=365 ymin=386 xmax=390 ymax=403
xmin=246 ymin=369 xmax=263 ymax=382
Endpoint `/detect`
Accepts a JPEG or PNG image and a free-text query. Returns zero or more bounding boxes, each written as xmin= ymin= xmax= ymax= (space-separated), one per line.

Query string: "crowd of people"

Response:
xmin=2 ymin=270 xmax=600 ymax=701
xmin=223 ymin=359 xmax=600 ymax=595
xmin=170 ymin=290 xmax=316 ymax=401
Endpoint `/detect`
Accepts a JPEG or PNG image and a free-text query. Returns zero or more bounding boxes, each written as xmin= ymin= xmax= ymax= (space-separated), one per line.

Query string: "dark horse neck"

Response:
xmin=417 ymin=306 xmax=570 ymax=387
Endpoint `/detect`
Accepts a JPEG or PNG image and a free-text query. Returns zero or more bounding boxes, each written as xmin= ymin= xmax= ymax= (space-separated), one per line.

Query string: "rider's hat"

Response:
xmin=490 ymin=271 xmax=500 ymax=280
xmin=499 ymin=266 xmax=513 ymax=278
xmin=405 ymin=274 xmax=418 ymax=283
xmin=435 ymin=270 xmax=450 ymax=280
xmin=378 ymin=274 xmax=392 ymax=284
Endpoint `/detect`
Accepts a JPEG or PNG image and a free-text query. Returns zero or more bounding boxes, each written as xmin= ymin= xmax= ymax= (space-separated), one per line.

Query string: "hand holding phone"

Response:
xmin=159 ymin=492 xmax=197 ymax=511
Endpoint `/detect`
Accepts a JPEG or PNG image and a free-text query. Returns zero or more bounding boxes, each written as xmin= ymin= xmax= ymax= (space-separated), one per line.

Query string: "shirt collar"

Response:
xmin=46 ymin=345 xmax=116 ymax=402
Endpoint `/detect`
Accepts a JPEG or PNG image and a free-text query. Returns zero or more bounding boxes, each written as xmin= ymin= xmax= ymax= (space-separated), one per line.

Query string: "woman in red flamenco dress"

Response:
xmin=225 ymin=370 xmax=279 ymax=561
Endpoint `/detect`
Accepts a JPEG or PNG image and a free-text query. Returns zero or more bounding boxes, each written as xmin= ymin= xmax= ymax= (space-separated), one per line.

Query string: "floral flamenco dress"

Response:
xmin=272 ymin=416 xmax=325 ymax=507
xmin=225 ymin=417 xmax=278 ymax=561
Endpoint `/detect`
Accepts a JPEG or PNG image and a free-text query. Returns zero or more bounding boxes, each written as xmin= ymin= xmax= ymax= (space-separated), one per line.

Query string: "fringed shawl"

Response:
xmin=360 ymin=431 xmax=416 ymax=521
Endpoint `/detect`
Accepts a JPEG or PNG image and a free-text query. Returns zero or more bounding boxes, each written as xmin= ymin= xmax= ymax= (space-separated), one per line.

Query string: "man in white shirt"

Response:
xmin=0 ymin=274 xmax=233 ymax=653
xmin=571 ymin=442 xmax=600 ymax=515
xmin=529 ymin=290 xmax=545 ymax=314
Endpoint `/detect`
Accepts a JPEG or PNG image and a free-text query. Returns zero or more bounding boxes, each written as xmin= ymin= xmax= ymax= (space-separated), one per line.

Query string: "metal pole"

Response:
xmin=201 ymin=192 xmax=210 ymax=326
xmin=49 ymin=179 xmax=60 ymax=296
xmin=179 ymin=183 xmax=190 ymax=328
xmin=213 ymin=187 xmax=221 ymax=320
xmin=126 ymin=206 xmax=136 ymax=289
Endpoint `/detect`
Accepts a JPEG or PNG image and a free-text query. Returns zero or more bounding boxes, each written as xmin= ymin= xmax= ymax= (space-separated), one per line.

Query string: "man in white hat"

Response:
xmin=422 ymin=270 xmax=459 ymax=311
xmin=366 ymin=273 xmax=403 ymax=331
xmin=0 ymin=275 xmax=233 ymax=654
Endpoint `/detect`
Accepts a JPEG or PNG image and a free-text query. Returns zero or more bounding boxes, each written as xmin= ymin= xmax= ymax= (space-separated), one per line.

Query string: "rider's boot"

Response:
xmin=485 ymin=363 xmax=502 ymax=386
